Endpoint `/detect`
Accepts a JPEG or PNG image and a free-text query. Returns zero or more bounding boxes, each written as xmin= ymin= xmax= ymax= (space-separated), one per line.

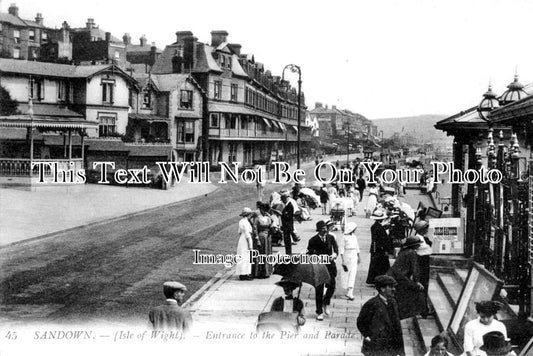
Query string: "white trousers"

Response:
xmin=341 ymin=250 xmax=359 ymax=290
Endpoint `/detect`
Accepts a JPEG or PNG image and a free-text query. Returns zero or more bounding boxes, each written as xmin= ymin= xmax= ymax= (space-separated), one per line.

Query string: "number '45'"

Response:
xmin=5 ymin=331 xmax=17 ymax=340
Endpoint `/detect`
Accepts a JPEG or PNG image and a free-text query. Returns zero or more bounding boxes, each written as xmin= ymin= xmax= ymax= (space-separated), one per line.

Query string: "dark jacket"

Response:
xmin=387 ymin=248 xmax=425 ymax=319
xmin=357 ymin=295 xmax=404 ymax=356
xmin=370 ymin=221 xmax=393 ymax=255
xmin=307 ymin=232 xmax=339 ymax=277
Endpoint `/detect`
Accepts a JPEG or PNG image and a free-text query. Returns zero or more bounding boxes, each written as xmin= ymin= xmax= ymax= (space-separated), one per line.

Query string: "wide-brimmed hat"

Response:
xmin=239 ymin=207 xmax=253 ymax=216
xmin=374 ymin=275 xmax=397 ymax=289
xmin=344 ymin=222 xmax=357 ymax=234
xmin=480 ymin=331 xmax=513 ymax=355
xmin=370 ymin=209 xmax=388 ymax=220
xmin=414 ymin=220 xmax=430 ymax=232
xmin=403 ymin=236 xmax=422 ymax=249
xmin=275 ymin=277 xmax=300 ymax=288
xmin=383 ymin=187 xmax=396 ymax=196
xmin=316 ymin=220 xmax=327 ymax=231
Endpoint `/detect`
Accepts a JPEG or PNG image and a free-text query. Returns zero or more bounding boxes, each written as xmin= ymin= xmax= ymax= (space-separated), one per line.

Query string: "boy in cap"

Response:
xmin=149 ymin=281 xmax=193 ymax=333
xmin=357 ymin=275 xmax=404 ymax=356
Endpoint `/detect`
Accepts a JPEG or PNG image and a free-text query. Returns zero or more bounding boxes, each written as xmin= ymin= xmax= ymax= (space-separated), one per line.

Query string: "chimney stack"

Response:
xmin=332 ymin=105 xmax=337 ymax=110
xmin=140 ymin=34 xmax=147 ymax=46
xmin=60 ymin=21 xmax=70 ymax=42
xmin=315 ymin=102 xmax=323 ymax=108
xmin=228 ymin=43 xmax=241 ymax=56
xmin=149 ymin=42 xmax=158 ymax=67
xmin=210 ymin=30 xmax=228 ymax=47
xmin=183 ymin=35 xmax=198 ymax=71
xmin=8 ymin=3 xmax=19 ymax=17
xmin=86 ymin=18 xmax=95 ymax=29
xmin=175 ymin=31 xmax=193 ymax=43
xmin=35 ymin=13 xmax=43 ymax=25
xmin=105 ymin=32 xmax=111 ymax=42
xmin=122 ymin=33 xmax=131 ymax=45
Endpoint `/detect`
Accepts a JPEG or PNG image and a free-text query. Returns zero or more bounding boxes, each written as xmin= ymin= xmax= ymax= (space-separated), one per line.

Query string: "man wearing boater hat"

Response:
xmin=307 ymin=220 xmax=339 ymax=320
xmin=357 ymin=275 xmax=404 ymax=356
xmin=149 ymin=281 xmax=193 ymax=332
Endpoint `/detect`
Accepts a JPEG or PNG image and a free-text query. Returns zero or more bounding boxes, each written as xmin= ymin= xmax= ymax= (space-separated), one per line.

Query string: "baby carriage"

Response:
xmin=329 ymin=202 xmax=345 ymax=231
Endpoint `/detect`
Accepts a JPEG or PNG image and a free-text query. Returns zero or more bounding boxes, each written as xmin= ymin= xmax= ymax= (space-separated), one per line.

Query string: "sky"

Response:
xmin=4 ymin=0 xmax=533 ymax=119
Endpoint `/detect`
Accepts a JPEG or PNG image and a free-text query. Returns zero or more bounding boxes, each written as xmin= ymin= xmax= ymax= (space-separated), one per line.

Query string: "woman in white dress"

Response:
xmin=236 ymin=207 xmax=254 ymax=281
xmin=463 ymin=301 xmax=508 ymax=356
xmin=340 ymin=222 xmax=360 ymax=300
xmin=365 ymin=183 xmax=379 ymax=218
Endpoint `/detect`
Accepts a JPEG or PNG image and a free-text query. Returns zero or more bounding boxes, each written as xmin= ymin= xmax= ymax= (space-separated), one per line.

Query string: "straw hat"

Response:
xmin=370 ymin=209 xmax=388 ymax=220
xmin=239 ymin=207 xmax=253 ymax=216
xmin=344 ymin=222 xmax=357 ymax=234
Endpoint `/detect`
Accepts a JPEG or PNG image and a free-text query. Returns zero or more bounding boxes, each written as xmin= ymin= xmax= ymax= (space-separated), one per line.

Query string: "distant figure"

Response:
xmin=149 ymin=281 xmax=193 ymax=333
xmin=366 ymin=209 xmax=393 ymax=285
xmin=356 ymin=176 xmax=366 ymax=202
xmin=340 ymin=222 xmax=360 ymax=300
xmin=236 ymin=207 xmax=254 ymax=280
xmin=357 ymin=275 xmax=404 ymax=356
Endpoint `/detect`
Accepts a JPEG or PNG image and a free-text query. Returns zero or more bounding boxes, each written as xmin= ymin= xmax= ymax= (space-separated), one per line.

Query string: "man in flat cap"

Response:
xmin=357 ymin=275 xmax=404 ymax=356
xmin=149 ymin=281 xmax=193 ymax=333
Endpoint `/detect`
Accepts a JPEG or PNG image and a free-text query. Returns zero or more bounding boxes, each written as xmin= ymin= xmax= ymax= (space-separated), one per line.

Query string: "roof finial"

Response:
xmin=514 ymin=65 xmax=518 ymax=81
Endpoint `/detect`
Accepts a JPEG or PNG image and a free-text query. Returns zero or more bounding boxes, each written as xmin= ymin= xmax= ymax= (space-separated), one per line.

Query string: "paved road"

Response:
xmin=0 ymin=163 xmax=322 ymax=326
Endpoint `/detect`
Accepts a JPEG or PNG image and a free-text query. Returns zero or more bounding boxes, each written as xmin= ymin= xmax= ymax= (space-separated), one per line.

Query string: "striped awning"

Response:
xmin=261 ymin=117 xmax=272 ymax=127
xmin=290 ymin=125 xmax=298 ymax=133
xmin=278 ymin=122 xmax=287 ymax=131
xmin=0 ymin=115 xmax=98 ymax=129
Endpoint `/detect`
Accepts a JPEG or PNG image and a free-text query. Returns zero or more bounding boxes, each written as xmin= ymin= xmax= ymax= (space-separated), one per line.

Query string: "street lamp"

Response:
xmin=345 ymin=123 xmax=350 ymax=165
xmin=380 ymin=130 xmax=384 ymax=163
xmin=282 ymin=64 xmax=302 ymax=169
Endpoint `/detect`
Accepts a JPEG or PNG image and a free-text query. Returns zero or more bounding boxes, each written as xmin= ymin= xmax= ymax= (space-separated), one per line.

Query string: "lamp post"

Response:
xmin=282 ymin=64 xmax=302 ymax=169
xmin=345 ymin=123 xmax=350 ymax=165
xmin=380 ymin=130 xmax=384 ymax=163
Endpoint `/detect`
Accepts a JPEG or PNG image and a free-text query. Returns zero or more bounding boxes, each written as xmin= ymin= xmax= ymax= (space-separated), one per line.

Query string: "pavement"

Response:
xmin=185 ymin=190 xmax=433 ymax=356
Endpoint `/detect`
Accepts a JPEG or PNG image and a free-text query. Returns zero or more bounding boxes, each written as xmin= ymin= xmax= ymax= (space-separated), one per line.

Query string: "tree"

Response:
xmin=0 ymin=86 xmax=18 ymax=116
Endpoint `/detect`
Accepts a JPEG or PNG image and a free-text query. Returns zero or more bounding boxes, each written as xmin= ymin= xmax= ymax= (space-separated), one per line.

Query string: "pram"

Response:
xmin=330 ymin=202 xmax=346 ymax=231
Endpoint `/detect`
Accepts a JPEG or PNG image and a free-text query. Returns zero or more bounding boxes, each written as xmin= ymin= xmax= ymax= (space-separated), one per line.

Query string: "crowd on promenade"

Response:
xmin=147 ymin=158 xmax=516 ymax=356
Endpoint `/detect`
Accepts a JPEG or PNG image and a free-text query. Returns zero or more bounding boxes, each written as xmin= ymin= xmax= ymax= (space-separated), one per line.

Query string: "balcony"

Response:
xmin=0 ymin=158 xmax=83 ymax=177
xmin=208 ymin=127 xmax=285 ymax=140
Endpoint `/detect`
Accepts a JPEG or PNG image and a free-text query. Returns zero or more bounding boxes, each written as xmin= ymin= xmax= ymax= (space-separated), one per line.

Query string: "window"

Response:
xmin=101 ymin=79 xmax=115 ymax=104
xmin=221 ymin=56 xmax=226 ymax=69
xmin=230 ymin=84 xmax=238 ymax=102
xmin=29 ymin=30 xmax=35 ymax=42
xmin=142 ymin=90 xmax=151 ymax=109
xmin=214 ymin=81 xmax=222 ymax=99
xmin=29 ymin=77 xmax=44 ymax=101
xmin=41 ymin=32 xmax=47 ymax=43
xmin=210 ymin=113 xmax=219 ymax=127
xmin=230 ymin=115 xmax=237 ymax=129
xmin=177 ymin=121 xmax=194 ymax=143
xmin=57 ymin=80 xmax=70 ymax=102
xmin=13 ymin=30 xmax=20 ymax=44
xmin=240 ymin=115 xmax=247 ymax=130
xmin=13 ymin=48 xmax=20 ymax=59
xmin=179 ymin=90 xmax=193 ymax=109
xmin=98 ymin=115 xmax=116 ymax=137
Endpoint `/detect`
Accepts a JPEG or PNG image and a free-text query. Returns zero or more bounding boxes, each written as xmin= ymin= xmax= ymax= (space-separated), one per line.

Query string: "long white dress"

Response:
xmin=236 ymin=217 xmax=253 ymax=276
xmin=340 ymin=232 xmax=360 ymax=290
xmin=366 ymin=187 xmax=379 ymax=216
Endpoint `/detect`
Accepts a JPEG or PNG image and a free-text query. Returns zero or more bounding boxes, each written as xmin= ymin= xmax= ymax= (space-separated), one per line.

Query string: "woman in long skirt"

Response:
xmin=340 ymin=222 xmax=360 ymax=300
xmin=366 ymin=209 xmax=393 ymax=284
xmin=253 ymin=203 xmax=273 ymax=278
xmin=236 ymin=207 xmax=254 ymax=280
xmin=365 ymin=183 xmax=379 ymax=218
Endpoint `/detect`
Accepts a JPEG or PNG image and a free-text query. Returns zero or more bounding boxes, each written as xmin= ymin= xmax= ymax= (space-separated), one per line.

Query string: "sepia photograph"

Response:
xmin=1 ymin=0 xmax=533 ymax=355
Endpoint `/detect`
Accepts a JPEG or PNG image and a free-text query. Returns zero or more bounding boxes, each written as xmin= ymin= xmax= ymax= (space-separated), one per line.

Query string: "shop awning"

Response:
xmin=261 ymin=117 xmax=272 ymax=127
xmin=278 ymin=122 xmax=287 ymax=131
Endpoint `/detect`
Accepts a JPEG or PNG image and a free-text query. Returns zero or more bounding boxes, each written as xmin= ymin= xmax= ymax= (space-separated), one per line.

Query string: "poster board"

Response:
xmin=428 ymin=217 xmax=464 ymax=254
xmin=448 ymin=263 xmax=504 ymax=349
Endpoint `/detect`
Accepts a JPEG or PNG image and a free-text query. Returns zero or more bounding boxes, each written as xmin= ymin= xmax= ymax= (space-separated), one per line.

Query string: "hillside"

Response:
xmin=373 ymin=114 xmax=449 ymax=143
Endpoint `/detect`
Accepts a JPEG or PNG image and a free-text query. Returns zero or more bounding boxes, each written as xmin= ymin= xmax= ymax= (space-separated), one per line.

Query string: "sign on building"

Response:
xmin=428 ymin=217 xmax=464 ymax=254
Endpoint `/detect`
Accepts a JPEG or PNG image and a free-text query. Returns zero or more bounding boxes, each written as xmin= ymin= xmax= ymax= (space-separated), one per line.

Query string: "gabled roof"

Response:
xmin=0 ymin=12 xmax=26 ymax=26
xmin=0 ymin=59 xmax=136 ymax=84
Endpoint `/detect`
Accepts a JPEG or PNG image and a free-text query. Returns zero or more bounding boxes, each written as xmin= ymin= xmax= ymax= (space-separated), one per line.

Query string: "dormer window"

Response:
xmin=221 ymin=55 xmax=226 ymax=69
xmin=142 ymin=89 xmax=151 ymax=109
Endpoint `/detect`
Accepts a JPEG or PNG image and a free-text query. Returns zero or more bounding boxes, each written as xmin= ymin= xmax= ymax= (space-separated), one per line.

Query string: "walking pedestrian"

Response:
xmin=236 ymin=207 xmax=254 ymax=280
xmin=413 ymin=220 xmax=433 ymax=317
xmin=366 ymin=209 xmax=393 ymax=285
xmin=366 ymin=183 xmax=379 ymax=218
xmin=464 ymin=301 xmax=508 ymax=356
xmin=319 ymin=185 xmax=329 ymax=215
xmin=387 ymin=236 xmax=425 ymax=319
xmin=252 ymin=203 xmax=273 ymax=278
xmin=269 ymin=204 xmax=283 ymax=247
xmin=340 ymin=222 xmax=360 ymax=300
xmin=357 ymin=275 xmax=405 ymax=356
xmin=357 ymin=175 xmax=366 ymax=202
xmin=307 ymin=220 xmax=338 ymax=320
xmin=148 ymin=281 xmax=193 ymax=333
xmin=281 ymin=191 xmax=300 ymax=255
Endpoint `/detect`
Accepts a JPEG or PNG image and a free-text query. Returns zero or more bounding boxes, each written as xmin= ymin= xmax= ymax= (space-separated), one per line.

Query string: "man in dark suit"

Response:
xmin=149 ymin=281 xmax=193 ymax=333
xmin=281 ymin=190 xmax=300 ymax=254
xmin=307 ymin=220 xmax=338 ymax=320
xmin=357 ymin=275 xmax=404 ymax=356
